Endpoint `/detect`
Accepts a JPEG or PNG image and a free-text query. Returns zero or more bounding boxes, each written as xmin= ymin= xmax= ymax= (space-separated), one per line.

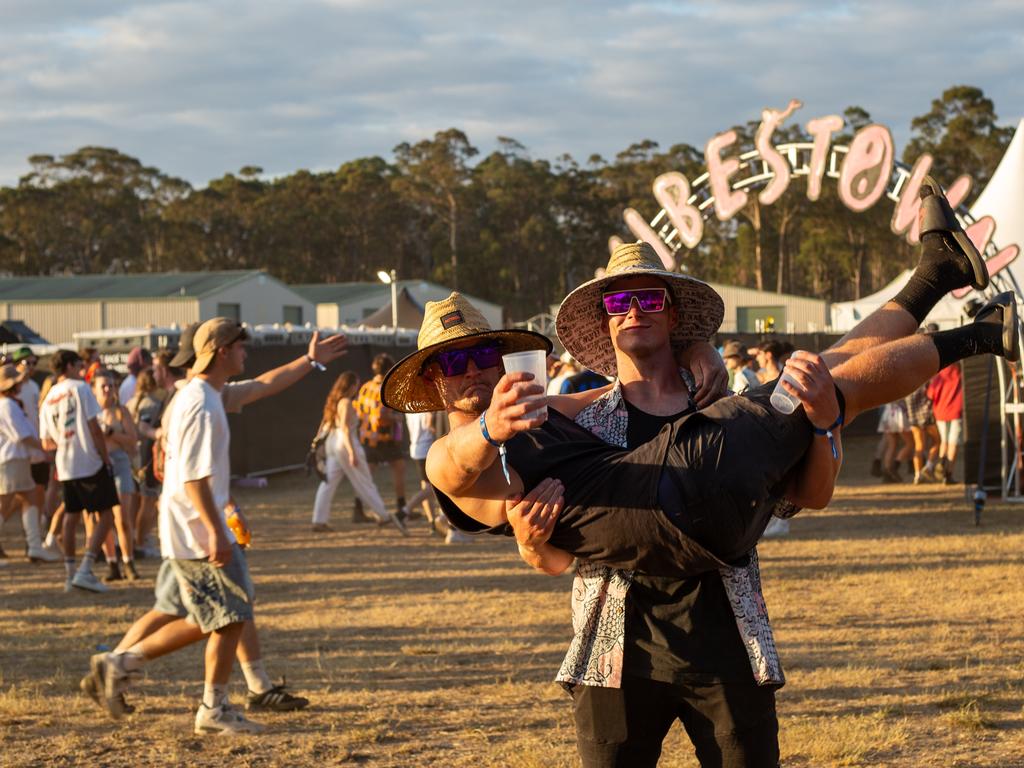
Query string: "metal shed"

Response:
xmin=0 ymin=271 xmax=314 ymax=344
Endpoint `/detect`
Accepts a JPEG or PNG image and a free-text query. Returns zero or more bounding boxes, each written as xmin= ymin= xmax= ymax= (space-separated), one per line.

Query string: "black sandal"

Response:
xmin=919 ymin=175 xmax=989 ymax=290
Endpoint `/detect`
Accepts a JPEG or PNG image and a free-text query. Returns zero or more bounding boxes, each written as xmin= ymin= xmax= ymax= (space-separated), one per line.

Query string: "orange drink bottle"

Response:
xmin=226 ymin=504 xmax=251 ymax=548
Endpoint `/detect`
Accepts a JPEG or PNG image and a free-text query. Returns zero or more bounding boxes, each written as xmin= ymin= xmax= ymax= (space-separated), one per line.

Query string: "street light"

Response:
xmin=377 ymin=268 xmax=398 ymax=334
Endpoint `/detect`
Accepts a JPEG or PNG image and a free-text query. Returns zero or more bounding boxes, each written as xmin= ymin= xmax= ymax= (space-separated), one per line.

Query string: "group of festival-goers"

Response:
xmin=0 ymin=179 xmax=1017 ymax=760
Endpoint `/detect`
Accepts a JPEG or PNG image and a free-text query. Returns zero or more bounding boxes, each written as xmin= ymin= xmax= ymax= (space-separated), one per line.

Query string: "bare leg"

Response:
xmin=205 ymin=622 xmax=244 ymax=686
xmin=390 ymin=458 xmax=406 ymax=504
xmin=236 ymin=619 xmax=261 ymax=663
xmin=111 ymin=501 xmax=133 ymax=562
xmin=84 ymin=509 xmax=114 ymax=559
xmin=114 ymin=610 xmax=180 ymax=653
xmin=823 ymin=301 xmax=920 ymax=367
xmin=135 ymin=495 xmax=157 ymax=548
xmin=137 ymin=617 xmax=207 ymax=660
xmin=898 ymin=432 xmax=914 ymax=464
xmin=48 ymin=503 xmax=65 ymax=542
xmin=910 ymin=426 xmax=927 ymax=479
xmin=62 ymin=511 xmax=80 ymax=558
xmin=831 ymin=334 xmax=942 ymax=422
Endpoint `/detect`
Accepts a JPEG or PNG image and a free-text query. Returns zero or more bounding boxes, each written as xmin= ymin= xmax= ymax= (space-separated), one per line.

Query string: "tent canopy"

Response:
xmin=360 ymin=287 xmax=425 ymax=329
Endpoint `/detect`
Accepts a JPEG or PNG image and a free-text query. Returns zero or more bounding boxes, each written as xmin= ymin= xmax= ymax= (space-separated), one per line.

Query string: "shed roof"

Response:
xmin=0 ymin=271 xmax=266 ymax=301
xmin=293 ymin=280 xmax=502 ymax=312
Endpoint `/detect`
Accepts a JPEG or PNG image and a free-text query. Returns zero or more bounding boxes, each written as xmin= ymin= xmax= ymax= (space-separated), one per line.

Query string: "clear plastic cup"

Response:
xmin=769 ymin=371 xmax=803 ymax=414
xmin=502 ymin=349 xmax=548 ymax=419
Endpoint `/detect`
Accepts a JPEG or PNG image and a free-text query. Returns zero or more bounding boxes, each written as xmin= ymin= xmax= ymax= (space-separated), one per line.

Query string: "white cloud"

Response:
xmin=0 ymin=0 xmax=1020 ymax=186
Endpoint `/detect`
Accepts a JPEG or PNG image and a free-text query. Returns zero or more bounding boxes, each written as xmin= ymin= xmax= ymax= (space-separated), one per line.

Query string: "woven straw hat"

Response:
xmin=0 ymin=364 xmax=24 ymax=393
xmin=555 ymin=242 xmax=724 ymax=376
xmin=381 ymin=292 xmax=552 ymax=413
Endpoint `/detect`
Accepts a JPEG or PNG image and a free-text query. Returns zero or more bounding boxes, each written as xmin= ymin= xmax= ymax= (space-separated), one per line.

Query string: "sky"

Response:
xmin=0 ymin=0 xmax=1022 ymax=187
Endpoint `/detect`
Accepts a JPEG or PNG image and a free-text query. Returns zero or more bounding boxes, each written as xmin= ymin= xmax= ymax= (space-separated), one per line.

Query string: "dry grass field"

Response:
xmin=3 ymin=436 xmax=1024 ymax=767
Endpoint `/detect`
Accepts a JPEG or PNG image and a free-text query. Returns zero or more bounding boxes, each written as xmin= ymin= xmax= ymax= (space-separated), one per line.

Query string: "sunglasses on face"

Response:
xmin=424 ymin=343 xmax=503 ymax=378
xmin=601 ymin=287 xmax=671 ymax=315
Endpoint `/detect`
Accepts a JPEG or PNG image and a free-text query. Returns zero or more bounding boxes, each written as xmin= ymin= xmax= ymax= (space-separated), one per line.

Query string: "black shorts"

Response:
xmin=363 ymin=441 xmax=404 ymax=464
xmin=30 ymin=461 xmax=51 ymax=487
xmin=63 ymin=466 xmax=120 ymax=514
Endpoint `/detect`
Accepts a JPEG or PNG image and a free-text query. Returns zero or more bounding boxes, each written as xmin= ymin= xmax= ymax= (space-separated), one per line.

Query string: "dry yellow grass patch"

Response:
xmin=1 ymin=436 xmax=1024 ymax=766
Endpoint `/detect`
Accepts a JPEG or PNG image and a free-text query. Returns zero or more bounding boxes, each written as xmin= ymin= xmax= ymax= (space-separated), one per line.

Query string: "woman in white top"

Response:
xmin=312 ymin=372 xmax=405 ymax=535
xmin=0 ymin=364 xmax=57 ymax=562
xmin=92 ymin=371 xmax=140 ymax=581
xmin=402 ymin=411 xmax=440 ymax=528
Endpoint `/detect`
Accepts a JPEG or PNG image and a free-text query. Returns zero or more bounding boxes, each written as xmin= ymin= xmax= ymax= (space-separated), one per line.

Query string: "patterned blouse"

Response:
xmin=555 ymin=374 xmax=785 ymax=689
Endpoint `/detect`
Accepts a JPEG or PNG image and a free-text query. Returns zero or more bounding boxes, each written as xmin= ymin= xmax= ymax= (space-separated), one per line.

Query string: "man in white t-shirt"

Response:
xmin=39 ymin=350 xmax=118 ymax=593
xmin=88 ymin=318 xmax=267 ymax=734
xmin=83 ymin=322 xmax=347 ymax=720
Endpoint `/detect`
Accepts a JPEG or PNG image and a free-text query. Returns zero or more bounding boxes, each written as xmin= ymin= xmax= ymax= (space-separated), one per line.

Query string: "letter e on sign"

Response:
xmin=705 ymin=130 xmax=748 ymax=221
xmin=653 ymin=172 xmax=703 ymax=249
xmin=838 ymin=124 xmax=894 ymax=213
xmin=756 ymin=99 xmax=802 ymax=205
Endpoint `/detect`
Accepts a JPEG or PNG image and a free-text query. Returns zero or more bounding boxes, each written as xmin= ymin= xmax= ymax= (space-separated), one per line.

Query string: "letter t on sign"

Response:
xmin=705 ymin=130 xmax=748 ymax=221
xmin=805 ymin=115 xmax=844 ymax=201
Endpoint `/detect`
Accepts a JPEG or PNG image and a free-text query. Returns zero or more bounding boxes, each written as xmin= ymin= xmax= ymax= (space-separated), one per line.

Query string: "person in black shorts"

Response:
xmin=38 ymin=350 xmax=119 ymax=594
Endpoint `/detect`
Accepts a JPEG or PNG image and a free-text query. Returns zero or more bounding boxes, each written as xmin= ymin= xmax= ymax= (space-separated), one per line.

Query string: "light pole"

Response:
xmin=377 ymin=269 xmax=398 ymax=335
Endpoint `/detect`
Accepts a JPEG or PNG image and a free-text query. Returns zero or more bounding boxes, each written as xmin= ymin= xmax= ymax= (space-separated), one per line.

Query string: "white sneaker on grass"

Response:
xmin=195 ymin=703 xmax=265 ymax=735
xmin=71 ymin=570 xmax=110 ymax=593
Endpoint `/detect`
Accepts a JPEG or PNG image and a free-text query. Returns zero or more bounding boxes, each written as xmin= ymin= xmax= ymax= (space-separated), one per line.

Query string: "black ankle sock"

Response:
xmin=892 ymin=233 xmax=973 ymax=323
xmin=929 ymin=323 xmax=1003 ymax=368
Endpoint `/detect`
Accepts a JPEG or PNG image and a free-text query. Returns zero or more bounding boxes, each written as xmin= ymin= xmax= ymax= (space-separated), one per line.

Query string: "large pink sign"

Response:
xmin=628 ymin=100 xmax=1019 ymax=289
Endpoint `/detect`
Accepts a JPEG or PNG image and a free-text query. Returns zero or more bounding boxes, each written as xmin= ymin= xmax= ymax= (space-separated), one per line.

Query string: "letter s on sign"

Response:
xmin=653 ymin=172 xmax=703 ymax=249
xmin=838 ymin=124 xmax=894 ymax=213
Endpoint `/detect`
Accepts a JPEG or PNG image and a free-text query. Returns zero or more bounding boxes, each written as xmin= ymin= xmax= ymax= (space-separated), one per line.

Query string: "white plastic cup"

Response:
xmin=502 ymin=349 xmax=548 ymax=419
xmin=770 ymin=371 xmax=803 ymax=414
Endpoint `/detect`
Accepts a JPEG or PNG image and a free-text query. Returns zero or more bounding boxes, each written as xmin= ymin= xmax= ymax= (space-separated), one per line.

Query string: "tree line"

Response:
xmin=0 ymin=85 xmax=1013 ymax=321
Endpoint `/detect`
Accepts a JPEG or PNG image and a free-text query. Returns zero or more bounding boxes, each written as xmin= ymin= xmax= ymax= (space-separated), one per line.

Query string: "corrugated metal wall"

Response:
xmin=4 ymin=301 xmax=101 ymax=345
xmin=707 ymin=282 xmax=828 ymax=333
xmin=3 ymin=299 xmax=198 ymax=344
xmin=104 ymin=299 xmax=198 ymax=329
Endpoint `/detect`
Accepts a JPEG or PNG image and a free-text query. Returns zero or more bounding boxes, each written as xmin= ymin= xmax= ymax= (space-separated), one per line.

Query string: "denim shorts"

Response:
xmin=109 ymin=450 xmax=137 ymax=497
xmin=152 ymin=559 xmax=188 ymax=618
xmin=168 ymin=545 xmax=255 ymax=633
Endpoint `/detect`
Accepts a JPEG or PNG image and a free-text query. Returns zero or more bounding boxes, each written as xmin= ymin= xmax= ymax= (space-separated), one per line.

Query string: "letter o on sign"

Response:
xmin=838 ymin=124 xmax=894 ymax=213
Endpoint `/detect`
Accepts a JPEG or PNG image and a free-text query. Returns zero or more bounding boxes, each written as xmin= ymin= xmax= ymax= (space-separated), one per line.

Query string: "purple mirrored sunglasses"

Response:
xmin=601 ymin=287 xmax=671 ymax=315
xmin=423 ymin=342 xmax=503 ymax=378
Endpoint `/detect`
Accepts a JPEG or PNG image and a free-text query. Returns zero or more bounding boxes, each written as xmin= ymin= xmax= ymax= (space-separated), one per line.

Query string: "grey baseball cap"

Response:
xmin=169 ymin=322 xmax=201 ymax=368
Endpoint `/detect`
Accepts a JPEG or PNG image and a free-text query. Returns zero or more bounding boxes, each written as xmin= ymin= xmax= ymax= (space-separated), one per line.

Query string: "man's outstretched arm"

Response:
xmin=232 ymin=332 xmax=348 ymax=408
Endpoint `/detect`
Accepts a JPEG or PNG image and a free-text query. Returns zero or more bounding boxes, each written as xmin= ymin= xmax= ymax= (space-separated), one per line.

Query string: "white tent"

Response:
xmin=831 ymin=118 xmax=1024 ymax=331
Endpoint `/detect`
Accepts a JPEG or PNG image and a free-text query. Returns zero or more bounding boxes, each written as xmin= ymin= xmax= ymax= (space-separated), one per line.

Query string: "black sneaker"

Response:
xmin=974 ymin=291 xmax=1020 ymax=362
xmin=246 ymin=683 xmax=310 ymax=712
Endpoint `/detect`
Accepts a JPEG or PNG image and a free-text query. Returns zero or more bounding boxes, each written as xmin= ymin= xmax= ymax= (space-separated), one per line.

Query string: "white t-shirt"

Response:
xmin=405 ymin=412 xmax=435 ymax=460
xmin=17 ymin=377 xmax=45 ymax=463
xmin=118 ymin=374 xmax=137 ymax=406
xmin=39 ymin=378 xmax=103 ymax=481
xmin=0 ymin=397 xmax=35 ymax=463
xmin=159 ymin=378 xmax=235 ymax=559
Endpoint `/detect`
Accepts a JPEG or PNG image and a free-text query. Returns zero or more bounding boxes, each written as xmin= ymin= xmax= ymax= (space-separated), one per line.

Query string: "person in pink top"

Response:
xmin=927 ymin=362 xmax=964 ymax=484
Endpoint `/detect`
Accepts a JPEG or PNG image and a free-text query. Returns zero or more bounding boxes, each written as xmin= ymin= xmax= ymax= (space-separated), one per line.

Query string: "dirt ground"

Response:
xmin=2 ymin=436 xmax=1024 ymax=767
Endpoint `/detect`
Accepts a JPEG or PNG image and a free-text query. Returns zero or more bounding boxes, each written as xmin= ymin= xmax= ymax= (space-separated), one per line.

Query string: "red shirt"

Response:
xmin=927 ymin=364 xmax=963 ymax=421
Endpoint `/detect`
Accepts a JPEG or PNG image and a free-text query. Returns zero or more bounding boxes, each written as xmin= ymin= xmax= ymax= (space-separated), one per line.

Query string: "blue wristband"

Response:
xmin=480 ymin=410 xmax=510 ymax=485
xmin=812 ymin=413 xmax=844 ymax=460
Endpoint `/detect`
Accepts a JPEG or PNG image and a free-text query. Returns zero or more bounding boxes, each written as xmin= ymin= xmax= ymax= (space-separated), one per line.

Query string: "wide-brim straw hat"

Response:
xmin=381 ymin=292 xmax=552 ymax=413
xmin=556 ymin=241 xmax=724 ymax=376
xmin=0 ymin=364 xmax=24 ymax=393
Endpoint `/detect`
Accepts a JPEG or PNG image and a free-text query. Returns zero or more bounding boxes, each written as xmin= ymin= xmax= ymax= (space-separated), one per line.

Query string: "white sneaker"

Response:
xmin=194 ymin=703 xmax=265 ymax=735
xmin=445 ymin=528 xmax=474 ymax=544
xmin=27 ymin=545 xmax=61 ymax=563
xmin=71 ymin=570 xmax=110 ymax=593
xmin=761 ymin=517 xmax=791 ymax=539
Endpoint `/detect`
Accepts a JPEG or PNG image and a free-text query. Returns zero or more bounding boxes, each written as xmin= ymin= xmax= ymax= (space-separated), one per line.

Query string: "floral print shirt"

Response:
xmin=555 ymin=375 xmax=785 ymax=688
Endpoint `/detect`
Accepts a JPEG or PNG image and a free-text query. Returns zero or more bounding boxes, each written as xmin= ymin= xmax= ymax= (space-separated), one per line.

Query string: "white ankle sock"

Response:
xmin=112 ymin=650 xmax=146 ymax=674
xmin=241 ymin=659 xmax=274 ymax=694
xmin=202 ymin=682 xmax=229 ymax=709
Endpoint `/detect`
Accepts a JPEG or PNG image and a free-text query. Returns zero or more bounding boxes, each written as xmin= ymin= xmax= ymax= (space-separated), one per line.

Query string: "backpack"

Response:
xmin=305 ymin=425 xmax=329 ymax=483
